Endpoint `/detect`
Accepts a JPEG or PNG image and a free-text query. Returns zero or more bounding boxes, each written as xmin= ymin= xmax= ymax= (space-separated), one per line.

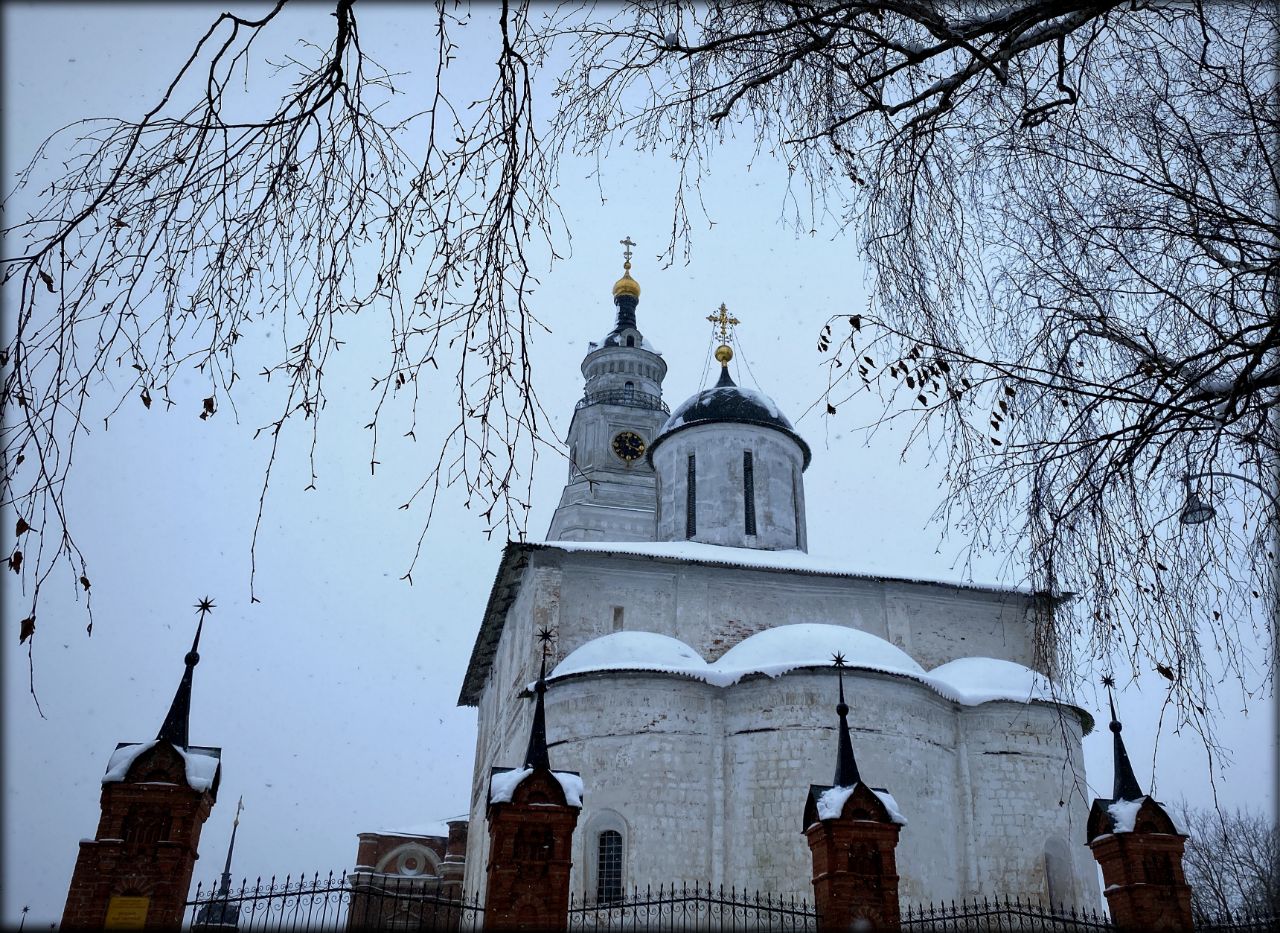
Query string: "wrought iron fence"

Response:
xmin=187 ymin=875 xmax=1276 ymax=932
xmin=902 ymin=897 xmax=1114 ymax=931
xmin=568 ymin=883 xmax=816 ymax=930
xmin=1195 ymin=909 xmax=1278 ymax=933
xmin=185 ymin=871 xmax=483 ymax=930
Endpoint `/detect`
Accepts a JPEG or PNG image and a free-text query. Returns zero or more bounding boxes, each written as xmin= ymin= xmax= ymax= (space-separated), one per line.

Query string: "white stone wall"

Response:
xmin=549 ymin=552 xmax=1039 ymax=670
xmin=461 ymin=549 xmax=1094 ymax=906
xmin=651 ymin=422 xmax=807 ymax=551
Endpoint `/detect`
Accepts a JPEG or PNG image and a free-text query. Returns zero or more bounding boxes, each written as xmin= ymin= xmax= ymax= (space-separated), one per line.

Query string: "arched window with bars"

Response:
xmin=596 ymin=829 xmax=624 ymax=904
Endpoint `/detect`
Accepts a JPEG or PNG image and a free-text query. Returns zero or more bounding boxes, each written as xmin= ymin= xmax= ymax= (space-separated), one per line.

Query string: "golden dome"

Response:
xmin=612 ymin=260 xmax=641 ymax=299
xmin=714 ymin=344 xmax=734 ymax=365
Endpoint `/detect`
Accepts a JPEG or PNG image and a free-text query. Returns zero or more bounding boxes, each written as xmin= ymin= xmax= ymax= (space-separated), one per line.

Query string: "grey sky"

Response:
xmin=2 ymin=3 xmax=1273 ymax=926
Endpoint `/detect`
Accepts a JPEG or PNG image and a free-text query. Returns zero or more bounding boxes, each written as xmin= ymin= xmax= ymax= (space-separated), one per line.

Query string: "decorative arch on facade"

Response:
xmin=375 ymin=842 xmax=441 ymax=878
xmin=582 ymin=809 xmax=629 ymax=904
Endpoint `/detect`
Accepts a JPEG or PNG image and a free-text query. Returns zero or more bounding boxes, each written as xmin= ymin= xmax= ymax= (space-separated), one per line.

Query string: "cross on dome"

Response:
xmin=611 ymin=234 xmax=642 ymax=301
xmin=708 ymin=303 xmax=740 ymax=367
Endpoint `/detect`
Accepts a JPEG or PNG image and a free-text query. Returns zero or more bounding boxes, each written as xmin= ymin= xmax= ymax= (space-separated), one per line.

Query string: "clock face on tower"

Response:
xmin=611 ymin=431 xmax=646 ymax=462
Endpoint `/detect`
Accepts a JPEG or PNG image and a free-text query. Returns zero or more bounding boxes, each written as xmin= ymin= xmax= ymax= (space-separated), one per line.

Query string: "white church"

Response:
xmin=456 ymin=248 xmax=1101 ymax=908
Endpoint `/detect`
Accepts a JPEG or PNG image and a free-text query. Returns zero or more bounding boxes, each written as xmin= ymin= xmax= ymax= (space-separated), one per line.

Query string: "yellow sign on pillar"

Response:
xmin=104 ymin=895 xmax=150 ymax=929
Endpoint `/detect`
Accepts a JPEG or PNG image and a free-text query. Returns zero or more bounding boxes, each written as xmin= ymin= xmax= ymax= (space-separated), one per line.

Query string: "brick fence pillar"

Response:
xmin=1087 ymin=796 xmax=1193 ymax=932
xmin=484 ymin=767 xmax=581 ymax=931
xmin=61 ymin=740 xmax=220 ymax=930
xmin=804 ymin=782 xmax=903 ymax=932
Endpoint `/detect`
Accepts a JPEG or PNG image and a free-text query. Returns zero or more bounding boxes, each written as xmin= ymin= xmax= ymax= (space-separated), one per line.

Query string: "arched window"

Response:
xmin=596 ymin=830 xmax=623 ymax=903
xmin=686 ymin=454 xmax=697 ymax=538
xmin=743 ymin=450 xmax=756 ymax=536
xmin=623 ymin=381 xmax=635 ymax=401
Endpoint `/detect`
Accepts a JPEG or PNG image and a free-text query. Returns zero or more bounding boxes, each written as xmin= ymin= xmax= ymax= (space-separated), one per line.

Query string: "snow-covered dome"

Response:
xmin=926 ymin=657 xmax=1056 ymax=705
xmin=550 ymin=625 xmax=926 ymax=689
xmin=551 ymin=631 xmax=705 ymax=680
xmin=714 ymin=623 xmax=925 ymax=680
xmin=648 ymin=368 xmax=810 ymax=468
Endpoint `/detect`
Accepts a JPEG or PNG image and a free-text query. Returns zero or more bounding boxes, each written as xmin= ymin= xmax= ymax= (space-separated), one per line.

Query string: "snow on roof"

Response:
xmin=541 ymin=539 xmax=1041 ymax=597
xmin=588 ymin=334 xmax=662 ymax=355
xmin=552 ymin=631 xmax=712 ymax=681
xmin=715 ymin=624 xmax=924 ymax=682
xmin=372 ymin=821 xmax=451 ymax=839
xmin=489 ymin=767 xmax=583 ymax=807
xmin=551 ymin=626 xmax=1087 ymax=725
xmin=815 ymin=784 xmax=908 ymax=825
xmin=1107 ymin=797 xmax=1143 ymax=833
xmin=1104 ymin=796 xmax=1184 ymax=834
xmin=103 ymin=741 xmax=157 ymax=783
xmin=177 ymin=746 xmax=221 ymax=792
xmin=926 ymin=656 xmax=1065 ymax=706
xmin=489 ymin=767 xmax=532 ymax=803
xmin=662 ymin=383 xmax=785 ymax=431
xmin=102 ymin=740 xmax=221 ymax=792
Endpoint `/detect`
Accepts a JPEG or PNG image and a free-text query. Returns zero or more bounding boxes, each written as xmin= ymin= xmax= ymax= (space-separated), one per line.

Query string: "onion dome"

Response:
xmin=648 ymin=366 xmax=811 ymax=467
xmin=612 ymin=263 xmax=641 ymax=300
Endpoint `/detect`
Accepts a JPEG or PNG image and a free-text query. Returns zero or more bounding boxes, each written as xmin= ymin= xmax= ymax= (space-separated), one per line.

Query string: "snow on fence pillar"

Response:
xmin=1086 ymin=679 xmax=1193 ymax=932
xmin=802 ymin=654 xmax=906 ymax=932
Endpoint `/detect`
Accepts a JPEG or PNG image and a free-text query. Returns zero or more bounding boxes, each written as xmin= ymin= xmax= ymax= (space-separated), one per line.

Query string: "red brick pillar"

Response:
xmin=484 ymin=767 xmax=581 ymax=931
xmin=440 ymin=819 xmax=469 ymax=899
xmin=1087 ymin=796 xmax=1193 ymax=932
xmin=61 ymin=740 xmax=220 ymax=930
xmin=803 ymin=782 xmax=903 ymax=932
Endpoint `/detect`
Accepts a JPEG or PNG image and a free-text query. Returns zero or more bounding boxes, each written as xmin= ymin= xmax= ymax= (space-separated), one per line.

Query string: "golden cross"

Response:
xmin=706 ymin=303 xmax=740 ymax=343
xmin=619 ymin=236 xmax=636 ymax=264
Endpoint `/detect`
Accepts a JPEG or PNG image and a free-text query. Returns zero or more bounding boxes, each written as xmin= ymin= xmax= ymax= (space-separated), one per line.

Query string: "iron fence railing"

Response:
xmin=568 ymin=883 xmax=816 ymax=930
xmin=902 ymin=897 xmax=1113 ymax=931
xmin=187 ymin=875 xmax=1275 ymax=932
xmin=185 ymin=871 xmax=482 ymax=931
xmin=1195 ymin=909 xmax=1279 ymax=933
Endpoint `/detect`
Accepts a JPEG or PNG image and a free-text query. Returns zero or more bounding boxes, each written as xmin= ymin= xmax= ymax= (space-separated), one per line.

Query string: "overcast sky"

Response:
xmin=2 ymin=3 xmax=1274 ymax=926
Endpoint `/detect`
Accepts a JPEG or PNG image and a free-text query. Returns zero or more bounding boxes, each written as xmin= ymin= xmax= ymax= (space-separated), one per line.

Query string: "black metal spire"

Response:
xmin=217 ymin=796 xmax=244 ymax=895
xmin=196 ymin=795 xmax=243 ymax=928
xmin=832 ymin=653 xmax=861 ymax=787
xmin=157 ymin=597 xmax=213 ymax=748
xmin=1103 ymin=675 xmax=1144 ymax=801
xmin=523 ymin=628 xmax=554 ymax=771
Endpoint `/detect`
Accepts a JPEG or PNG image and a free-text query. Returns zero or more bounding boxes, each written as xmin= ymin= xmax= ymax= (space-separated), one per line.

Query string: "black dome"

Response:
xmin=647 ymin=368 xmax=811 ymax=467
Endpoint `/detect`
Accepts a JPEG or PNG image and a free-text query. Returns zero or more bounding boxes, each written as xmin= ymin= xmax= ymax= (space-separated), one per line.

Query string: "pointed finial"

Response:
xmin=831 ymin=652 xmax=861 ymax=787
xmin=157 ymin=597 xmax=215 ymax=748
xmin=523 ymin=628 xmax=555 ymax=771
xmin=707 ymin=303 xmax=740 ymax=367
xmin=612 ymin=237 xmax=641 ymax=300
xmin=1101 ymin=675 xmax=1144 ymax=801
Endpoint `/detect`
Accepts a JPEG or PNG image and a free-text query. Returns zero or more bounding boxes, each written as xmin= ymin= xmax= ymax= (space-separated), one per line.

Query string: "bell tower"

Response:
xmin=547 ymin=238 xmax=668 ymax=542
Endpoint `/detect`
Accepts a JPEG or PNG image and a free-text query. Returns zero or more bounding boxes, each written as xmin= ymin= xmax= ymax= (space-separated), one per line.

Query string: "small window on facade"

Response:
xmin=597 ymin=830 xmax=623 ymax=903
xmin=686 ymin=454 xmax=697 ymax=538
xmin=743 ymin=451 xmax=756 ymax=536
xmin=611 ymin=606 xmax=624 ymax=632
xmin=625 ymin=335 xmax=635 ymax=347
xmin=623 ymin=381 xmax=635 ymax=401
xmin=792 ymin=466 xmax=801 ymax=548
